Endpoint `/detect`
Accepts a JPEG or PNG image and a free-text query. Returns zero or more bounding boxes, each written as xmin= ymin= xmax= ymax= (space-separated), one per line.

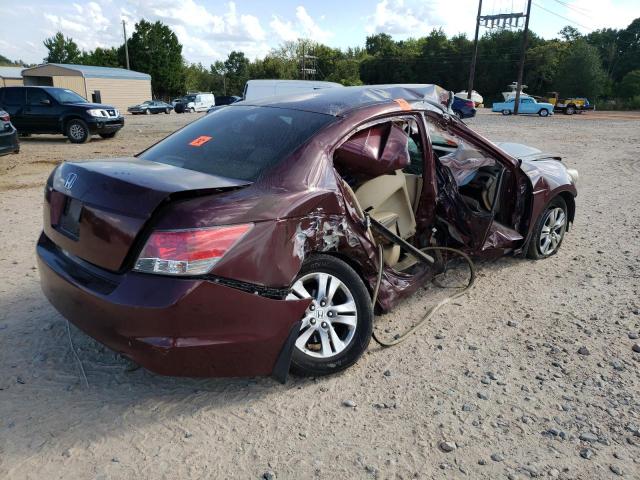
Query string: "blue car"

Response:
xmin=492 ymin=97 xmax=554 ymax=117
xmin=452 ymin=96 xmax=476 ymax=119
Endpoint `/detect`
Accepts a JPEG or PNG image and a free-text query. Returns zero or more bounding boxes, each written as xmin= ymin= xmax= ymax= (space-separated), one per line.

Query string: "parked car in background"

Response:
xmin=215 ymin=95 xmax=241 ymax=106
xmin=540 ymin=92 xmax=594 ymax=115
xmin=243 ymin=79 xmax=343 ymax=101
xmin=0 ymin=108 xmax=19 ymax=155
xmin=176 ymin=93 xmax=215 ymax=113
xmin=127 ymin=100 xmax=173 ymax=115
xmin=452 ymin=96 xmax=476 ymax=119
xmin=37 ymin=85 xmax=577 ymax=380
xmin=0 ymin=86 xmax=124 ymax=143
xmin=492 ymin=97 xmax=555 ymax=117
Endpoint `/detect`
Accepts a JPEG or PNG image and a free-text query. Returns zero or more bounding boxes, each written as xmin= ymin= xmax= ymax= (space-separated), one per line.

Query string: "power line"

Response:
xmin=533 ymin=1 xmax=592 ymax=30
xmin=552 ymin=0 xmax=592 ymax=16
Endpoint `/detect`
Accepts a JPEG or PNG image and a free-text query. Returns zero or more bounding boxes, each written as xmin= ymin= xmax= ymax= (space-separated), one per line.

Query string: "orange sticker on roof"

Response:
xmin=189 ymin=135 xmax=212 ymax=147
xmin=394 ymin=98 xmax=411 ymax=111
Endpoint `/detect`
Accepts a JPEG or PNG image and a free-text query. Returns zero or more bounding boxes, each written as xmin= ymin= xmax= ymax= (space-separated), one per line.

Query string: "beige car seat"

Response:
xmin=353 ymin=170 xmax=417 ymax=267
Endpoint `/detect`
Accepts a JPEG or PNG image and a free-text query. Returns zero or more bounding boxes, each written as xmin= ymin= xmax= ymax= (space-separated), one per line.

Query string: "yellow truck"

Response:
xmin=541 ymin=92 xmax=595 ymax=115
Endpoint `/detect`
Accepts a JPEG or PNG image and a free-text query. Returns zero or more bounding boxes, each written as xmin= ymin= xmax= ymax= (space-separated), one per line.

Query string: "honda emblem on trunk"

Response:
xmin=64 ymin=173 xmax=78 ymax=190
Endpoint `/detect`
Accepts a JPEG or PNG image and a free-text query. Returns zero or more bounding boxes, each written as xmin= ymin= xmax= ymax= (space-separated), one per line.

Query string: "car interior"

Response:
xmin=334 ymin=115 xmax=510 ymax=271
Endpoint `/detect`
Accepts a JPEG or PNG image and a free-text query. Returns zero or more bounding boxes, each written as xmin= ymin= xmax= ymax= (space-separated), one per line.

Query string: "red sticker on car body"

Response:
xmin=189 ymin=135 xmax=212 ymax=147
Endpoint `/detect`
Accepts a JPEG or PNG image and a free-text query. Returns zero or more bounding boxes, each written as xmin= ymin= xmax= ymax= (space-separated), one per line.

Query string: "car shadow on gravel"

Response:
xmin=18 ymin=135 xmax=113 ymax=144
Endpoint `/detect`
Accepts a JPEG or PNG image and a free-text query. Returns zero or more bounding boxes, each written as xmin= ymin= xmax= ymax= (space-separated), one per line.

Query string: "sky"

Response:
xmin=0 ymin=0 xmax=638 ymax=66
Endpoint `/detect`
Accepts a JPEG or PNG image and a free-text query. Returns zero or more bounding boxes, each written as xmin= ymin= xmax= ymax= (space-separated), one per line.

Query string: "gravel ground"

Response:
xmin=0 ymin=110 xmax=639 ymax=479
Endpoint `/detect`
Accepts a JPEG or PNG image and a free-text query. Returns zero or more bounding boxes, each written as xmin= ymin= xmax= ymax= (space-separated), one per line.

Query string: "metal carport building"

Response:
xmin=21 ymin=63 xmax=151 ymax=112
xmin=0 ymin=67 xmax=24 ymax=87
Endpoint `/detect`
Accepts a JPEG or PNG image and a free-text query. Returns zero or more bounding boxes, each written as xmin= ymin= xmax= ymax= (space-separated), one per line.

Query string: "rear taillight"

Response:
xmin=466 ymin=100 xmax=475 ymax=108
xmin=134 ymin=224 xmax=252 ymax=275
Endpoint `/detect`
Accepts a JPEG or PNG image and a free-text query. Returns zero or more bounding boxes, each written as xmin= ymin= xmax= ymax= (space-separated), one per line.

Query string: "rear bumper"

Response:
xmin=87 ymin=117 xmax=124 ymax=134
xmin=37 ymin=233 xmax=309 ymax=377
xmin=0 ymin=127 xmax=19 ymax=155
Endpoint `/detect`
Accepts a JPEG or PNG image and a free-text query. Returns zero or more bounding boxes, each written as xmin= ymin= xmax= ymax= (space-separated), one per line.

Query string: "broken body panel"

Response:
xmin=37 ymin=85 xmax=577 ymax=378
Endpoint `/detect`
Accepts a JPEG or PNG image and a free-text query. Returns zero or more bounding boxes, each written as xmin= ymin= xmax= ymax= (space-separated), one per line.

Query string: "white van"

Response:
xmin=184 ymin=92 xmax=215 ymax=112
xmin=243 ymin=80 xmax=343 ymax=101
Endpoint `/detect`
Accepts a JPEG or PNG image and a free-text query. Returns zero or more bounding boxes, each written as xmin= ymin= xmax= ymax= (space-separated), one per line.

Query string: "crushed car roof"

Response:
xmin=239 ymin=84 xmax=451 ymax=117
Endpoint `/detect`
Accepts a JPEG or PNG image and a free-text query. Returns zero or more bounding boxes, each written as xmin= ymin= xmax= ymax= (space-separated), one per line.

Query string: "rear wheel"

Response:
xmin=539 ymin=108 xmax=549 ymax=117
xmin=502 ymin=109 xmax=511 ymax=116
xmin=286 ymin=255 xmax=372 ymax=376
xmin=565 ymin=105 xmax=576 ymax=115
xmin=66 ymin=119 xmax=89 ymax=143
xmin=165 ymin=108 xmax=171 ymax=114
xmin=527 ymin=196 xmax=568 ymax=259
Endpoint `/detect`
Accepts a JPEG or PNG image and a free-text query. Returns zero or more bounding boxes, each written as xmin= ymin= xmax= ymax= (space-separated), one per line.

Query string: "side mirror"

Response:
xmin=40 ymin=99 xmax=51 ymax=106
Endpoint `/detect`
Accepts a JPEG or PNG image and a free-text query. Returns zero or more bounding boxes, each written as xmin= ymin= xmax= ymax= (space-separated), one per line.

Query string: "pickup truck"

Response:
xmin=492 ymin=97 xmax=555 ymax=117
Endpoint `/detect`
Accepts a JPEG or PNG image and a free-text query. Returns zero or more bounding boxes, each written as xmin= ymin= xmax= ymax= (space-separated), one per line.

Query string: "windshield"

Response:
xmin=48 ymin=88 xmax=88 ymax=104
xmin=139 ymin=105 xmax=334 ymax=182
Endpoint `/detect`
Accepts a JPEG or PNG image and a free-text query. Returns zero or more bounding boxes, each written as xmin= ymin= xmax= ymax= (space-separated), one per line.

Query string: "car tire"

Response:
xmin=287 ymin=255 xmax=373 ymax=376
xmin=565 ymin=105 xmax=576 ymax=115
xmin=144 ymin=109 xmax=150 ymax=115
xmin=502 ymin=109 xmax=511 ymax=116
xmin=190 ymin=107 xmax=195 ymax=113
xmin=527 ymin=196 xmax=568 ymax=260
xmin=66 ymin=119 xmax=90 ymax=144
xmin=165 ymin=108 xmax=170 ymax=114
xmin=99 ymin=132 xmax=117 ymax=139
xmin=539 ymin=108 xmax=549 ymax=117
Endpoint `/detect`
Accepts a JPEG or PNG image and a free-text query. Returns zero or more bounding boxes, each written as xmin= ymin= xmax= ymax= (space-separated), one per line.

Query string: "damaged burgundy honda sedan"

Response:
xmin=37 ymin=85 xmax=578 ymax=380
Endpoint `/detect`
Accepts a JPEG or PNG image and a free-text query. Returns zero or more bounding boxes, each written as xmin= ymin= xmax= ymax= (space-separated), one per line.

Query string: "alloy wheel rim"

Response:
xmin=539 ymin=207 xmax=566 ymax=255
xmin=286 ymin=272 xmax=357 ymax=358
xmin=69 ymin=124 xmax=84 ymax=140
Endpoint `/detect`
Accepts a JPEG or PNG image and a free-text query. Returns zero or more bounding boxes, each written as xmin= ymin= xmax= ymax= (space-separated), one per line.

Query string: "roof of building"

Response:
xmin=0 ymin=66 xmax=24 ymax=78
xmin=24 ymin=63 xmax=151 ymax=80
xmin=239 ymin=84 xmax=451 ymax=116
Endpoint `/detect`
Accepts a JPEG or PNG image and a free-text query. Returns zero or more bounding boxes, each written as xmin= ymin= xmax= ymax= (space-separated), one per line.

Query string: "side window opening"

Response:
xmin=425 ymin=118 xmax=504 ymax=215
xmin=333 ymin=117 xmax=427 ymax=271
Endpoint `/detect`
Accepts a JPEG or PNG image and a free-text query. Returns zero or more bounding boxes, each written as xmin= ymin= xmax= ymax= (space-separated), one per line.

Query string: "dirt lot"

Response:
xmin=1 ymin=110 xmax=639 ymax=479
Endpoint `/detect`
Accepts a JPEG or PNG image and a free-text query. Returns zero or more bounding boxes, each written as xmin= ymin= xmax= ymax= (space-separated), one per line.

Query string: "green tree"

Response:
xmin=78 ymin=47 xmax=122 ymax=67
xmin=127 ymin=20 xmax=184 ymax=98
xmin=619 ymin=70 xmax=640 ymax=98
xmin=223 ymin=51 xmax=250 ymax=95
xmin=614 ymin=18 xmax=640 ymax=82
xmin=43 ymin=32 xmax=81 ymax=63
xmin=553 ymin=39 xmax=606 ymax=98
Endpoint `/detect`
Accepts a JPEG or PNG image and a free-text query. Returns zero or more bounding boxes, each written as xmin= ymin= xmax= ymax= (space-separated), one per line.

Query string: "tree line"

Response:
xmin=2 ymin=17 xmax=639 ymax=107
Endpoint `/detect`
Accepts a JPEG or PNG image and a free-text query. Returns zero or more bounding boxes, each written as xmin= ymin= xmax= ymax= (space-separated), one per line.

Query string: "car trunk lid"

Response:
xmin=44 ymin=157 xmax=250 ymax=272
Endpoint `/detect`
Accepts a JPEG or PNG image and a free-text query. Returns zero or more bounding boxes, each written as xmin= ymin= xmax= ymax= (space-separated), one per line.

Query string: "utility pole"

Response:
xmin=301 ymin=42 xmax=306 ymax=80
xmin=122 ymin=20 xmax=130 ymax=70
xmin=467 ymin=0 xmax=482 ymax=100
xmin=513 ymin=0 xmax=532 ymax=114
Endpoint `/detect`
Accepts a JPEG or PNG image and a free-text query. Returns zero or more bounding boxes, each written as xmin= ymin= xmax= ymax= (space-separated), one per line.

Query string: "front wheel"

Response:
xmin=527 ymin=196 xmax=568 ymax=259
xmin=565 ymin=105 xmax=576 ymax=115
xmin=286 ymin=255 xmax=373 ymax=376
xmin=66 ymin=119 xmax=89 ymax=143
xmin=144 ymin=109 xmax=150 ymax=115
xmin=539 ymin=108 xmax=549 ymax=117
xmin=165 ymin=108 xmax=170 ymax=114
xmin=502 ymin=109 xmax=511 ymax=116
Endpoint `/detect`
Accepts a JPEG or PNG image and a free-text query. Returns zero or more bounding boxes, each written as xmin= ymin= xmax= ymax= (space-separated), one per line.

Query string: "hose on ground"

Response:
xmin=371 ymin=244 xmax=476 ymax=347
